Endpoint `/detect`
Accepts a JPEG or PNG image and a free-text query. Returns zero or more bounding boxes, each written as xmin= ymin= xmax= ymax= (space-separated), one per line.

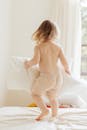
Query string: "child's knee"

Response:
xmin=47 ymin=95 xmax=57 ymax=102
xmin=51 ymin=98 xmax=57 ymax=103
xmin=31 ymin=88 xmax=41 ymax=97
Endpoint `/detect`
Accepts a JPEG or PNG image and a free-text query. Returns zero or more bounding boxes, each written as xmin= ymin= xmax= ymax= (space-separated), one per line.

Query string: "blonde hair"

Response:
xmin=32 ymin=20 xmax=59 ymax=44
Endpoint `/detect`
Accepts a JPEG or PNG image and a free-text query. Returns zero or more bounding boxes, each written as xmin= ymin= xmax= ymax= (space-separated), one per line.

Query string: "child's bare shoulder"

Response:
xmin=35 ymin=43 xmax=43 ymax=48
xmin=33 ymin=44 xmax=40 ymax=53
xmin=52 ymin=42 xmax=61 ymax=51
xmin=35 ymin=44 xmax=39 ymax=48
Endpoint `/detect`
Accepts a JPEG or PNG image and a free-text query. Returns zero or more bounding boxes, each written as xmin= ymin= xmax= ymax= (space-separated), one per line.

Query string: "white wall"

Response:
xmin=0 ymin=0 xmax=12 ymax=106
xmin=0 ymin=0 xmax=53 ymax=106
xmin=11 ymin=0 xmax=52 ymax=57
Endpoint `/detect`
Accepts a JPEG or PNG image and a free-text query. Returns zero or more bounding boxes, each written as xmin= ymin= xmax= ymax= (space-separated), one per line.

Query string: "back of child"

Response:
xmin=24 ymin=20 xmax=70 ymax=121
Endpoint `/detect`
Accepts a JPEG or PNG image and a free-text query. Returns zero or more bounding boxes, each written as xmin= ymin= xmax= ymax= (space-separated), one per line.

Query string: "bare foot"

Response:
xmin=35 ymin=109 xmax=49 ymax=121
xmin=49 ymin=116 xmax=57 ymax=122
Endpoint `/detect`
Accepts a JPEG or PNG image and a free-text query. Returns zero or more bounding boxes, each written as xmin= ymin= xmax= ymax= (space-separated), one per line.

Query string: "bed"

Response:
xmin=3 ymin=56 xmax=87 ymax=129
xmin=0 ymin=107 xmax=87 ymax=130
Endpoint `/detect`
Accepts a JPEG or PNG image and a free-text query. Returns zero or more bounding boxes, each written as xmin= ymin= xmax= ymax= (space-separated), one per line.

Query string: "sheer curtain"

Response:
xmin=51 ymin=0 xmax=81 ymax=78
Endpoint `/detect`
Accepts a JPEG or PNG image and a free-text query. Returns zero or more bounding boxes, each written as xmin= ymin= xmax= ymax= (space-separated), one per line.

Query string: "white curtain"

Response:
xmin=51 ymin=0 xmax=81 ymax=78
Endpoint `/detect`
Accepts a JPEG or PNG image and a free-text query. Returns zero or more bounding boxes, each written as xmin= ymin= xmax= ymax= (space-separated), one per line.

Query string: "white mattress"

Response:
xmin=0 ymin=107 xmax=87 ymax=130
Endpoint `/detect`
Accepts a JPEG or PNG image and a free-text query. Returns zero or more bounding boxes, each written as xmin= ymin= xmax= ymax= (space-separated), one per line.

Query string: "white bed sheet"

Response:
xmin=0 ymin=107 xmax=87 ymax=130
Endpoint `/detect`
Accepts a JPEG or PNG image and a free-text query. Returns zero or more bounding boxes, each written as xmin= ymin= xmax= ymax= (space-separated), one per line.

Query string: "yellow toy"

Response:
xmin=27 ymin=102 xmax=37 ymax=107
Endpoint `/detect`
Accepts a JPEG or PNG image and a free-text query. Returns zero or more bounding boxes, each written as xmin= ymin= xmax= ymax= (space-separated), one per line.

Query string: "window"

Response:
xmin=81 ymin=0 xmax=87 ymax=80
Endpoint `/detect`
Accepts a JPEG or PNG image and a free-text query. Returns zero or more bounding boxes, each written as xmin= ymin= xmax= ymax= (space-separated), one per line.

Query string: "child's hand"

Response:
xmin=65 ymin=69 xmax=71 ymax=75
xmin=24 ymin=60 xmax=30 ymax=70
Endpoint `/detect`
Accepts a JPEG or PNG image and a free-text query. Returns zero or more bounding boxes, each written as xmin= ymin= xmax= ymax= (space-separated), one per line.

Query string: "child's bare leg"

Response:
xmin=46 ymin=89 xmax=58 ymax=117
xmin=32 ymin=92 xmax=49 ymax=121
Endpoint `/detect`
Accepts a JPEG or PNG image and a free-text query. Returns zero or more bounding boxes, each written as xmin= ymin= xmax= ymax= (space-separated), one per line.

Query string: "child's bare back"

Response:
xmin=28 ymin=41 xmax=70 ymax=75
xmin=38 ymin=41 xmax=60 ymax=74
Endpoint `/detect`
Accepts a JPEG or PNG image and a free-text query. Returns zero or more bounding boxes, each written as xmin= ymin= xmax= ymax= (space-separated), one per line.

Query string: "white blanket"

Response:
xmin=0 ymin=107 xmax=87 ymax=130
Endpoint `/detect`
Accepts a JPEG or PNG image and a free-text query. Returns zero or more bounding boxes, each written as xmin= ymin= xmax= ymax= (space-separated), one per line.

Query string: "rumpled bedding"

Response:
xmin=7 ymin=56 xmax=87 ymax=105
xmin=0 ymin=107 xmax=87 ymax=130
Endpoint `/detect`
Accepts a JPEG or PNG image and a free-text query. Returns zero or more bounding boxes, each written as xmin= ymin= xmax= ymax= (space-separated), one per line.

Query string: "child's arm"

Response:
xmin=59 ymin=48 xmax=70 ymax=75
xmin=24 ymin=45 xmax=40 ymax=70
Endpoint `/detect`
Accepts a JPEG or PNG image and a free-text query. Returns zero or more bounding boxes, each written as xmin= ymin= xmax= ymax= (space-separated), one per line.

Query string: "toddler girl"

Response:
xmin=24 ymin=20 xmax=70 ymax=121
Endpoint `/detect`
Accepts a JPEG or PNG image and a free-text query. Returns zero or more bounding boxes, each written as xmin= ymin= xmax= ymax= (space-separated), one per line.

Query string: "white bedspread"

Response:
xmin=0 ymin=107 xmax=87 ymax=130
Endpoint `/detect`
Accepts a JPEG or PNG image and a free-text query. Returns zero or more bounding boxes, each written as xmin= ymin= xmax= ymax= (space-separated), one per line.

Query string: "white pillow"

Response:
xmin=58 ymin=93 xmax=87 ymax=108
xmin=42 ymin=93 xmax=87 ymax=108
xmin=6 ymin=56 xmax=40 ymax=105
xmin=7 ymin=56 xmax=39 ymax=90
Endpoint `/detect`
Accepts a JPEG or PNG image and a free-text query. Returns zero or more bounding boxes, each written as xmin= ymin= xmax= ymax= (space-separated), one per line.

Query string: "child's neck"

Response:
xmin=40 ymin=40 xmax=54 ymax=45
